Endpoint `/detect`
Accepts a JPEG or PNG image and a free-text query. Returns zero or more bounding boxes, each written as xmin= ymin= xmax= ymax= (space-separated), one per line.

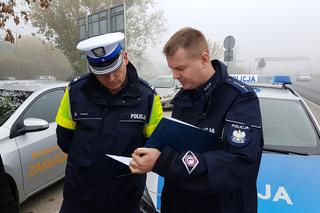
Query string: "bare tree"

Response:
xmin=207 ymin=39 xmax=223 ymax=60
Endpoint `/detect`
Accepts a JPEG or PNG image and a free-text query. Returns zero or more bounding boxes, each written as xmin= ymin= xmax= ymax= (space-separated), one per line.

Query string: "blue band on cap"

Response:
xmin=87 ymin=43 xmax=122 ymax=64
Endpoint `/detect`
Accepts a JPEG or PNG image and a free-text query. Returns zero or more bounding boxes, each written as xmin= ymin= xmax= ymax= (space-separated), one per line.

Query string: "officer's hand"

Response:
xmin=129 ymin=148 xmax=160 ymax=174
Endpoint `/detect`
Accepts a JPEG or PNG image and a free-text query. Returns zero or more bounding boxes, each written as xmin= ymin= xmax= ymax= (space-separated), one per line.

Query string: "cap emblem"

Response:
xmin=92 ymin=47 xmax=106 ymax=57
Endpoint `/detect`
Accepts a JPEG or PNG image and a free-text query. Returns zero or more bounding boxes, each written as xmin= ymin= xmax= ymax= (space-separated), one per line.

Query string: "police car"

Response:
xmin=148 ymin=75 xmax=182 ymax=109
xmin=0 ymin=80 xmax=67 ymax=204
xmin=141 ymin=75 xmax=320 ymax=213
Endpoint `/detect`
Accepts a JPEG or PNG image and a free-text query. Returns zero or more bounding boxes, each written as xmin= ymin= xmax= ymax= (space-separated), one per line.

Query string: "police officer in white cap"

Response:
xmin=56 ymin=32 xmax=163 ymax=213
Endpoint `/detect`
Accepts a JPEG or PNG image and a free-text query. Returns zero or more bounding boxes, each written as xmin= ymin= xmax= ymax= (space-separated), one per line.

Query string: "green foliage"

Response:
xmin=30 ymin=0 xmax=166 ymax=75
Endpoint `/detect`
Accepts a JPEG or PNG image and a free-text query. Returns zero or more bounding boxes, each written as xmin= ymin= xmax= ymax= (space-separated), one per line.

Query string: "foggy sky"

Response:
xmin=3 ymin=0 xmax=320 ymax=75
xmin=148 ymin=0 xmax=320 ymax=75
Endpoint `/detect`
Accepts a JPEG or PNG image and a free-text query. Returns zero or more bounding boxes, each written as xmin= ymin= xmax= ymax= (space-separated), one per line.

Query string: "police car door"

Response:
xmin=14 ymin=89 xmax=66 ymax=195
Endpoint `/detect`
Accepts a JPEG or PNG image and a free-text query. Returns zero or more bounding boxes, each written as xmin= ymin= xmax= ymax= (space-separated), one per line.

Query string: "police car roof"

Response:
xmin=250 ymin=84 xmax=300 ymax=101
xmin=0 ymin=80 xmax=68 ymax=91
xmin=230 ymin=74 xmax=300 ymax=101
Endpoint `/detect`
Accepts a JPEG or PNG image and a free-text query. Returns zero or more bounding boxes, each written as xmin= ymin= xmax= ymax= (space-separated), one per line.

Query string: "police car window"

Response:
xmin=260 ymin=98 xmax=319 ymax=149
xmin=0 ymin=89 xmax=32 ymax=126
xmin=22 ymin=89 xmax=64 ymax=123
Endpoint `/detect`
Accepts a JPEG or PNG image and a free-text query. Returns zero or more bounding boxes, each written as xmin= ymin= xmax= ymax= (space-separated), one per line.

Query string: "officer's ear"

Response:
xmin=200 ymin=52 xmax=210 ymax=64
xmin=123 ymin=51 xmax=129 ymax=66
xmin=200 ymin=52 xmax=211 ymax=70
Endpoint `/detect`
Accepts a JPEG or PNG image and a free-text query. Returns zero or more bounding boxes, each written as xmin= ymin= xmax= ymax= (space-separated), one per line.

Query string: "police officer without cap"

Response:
xmin=130 ymin=27 xmax=263 ymax=213
xmin=56 ymin=32 xmax=163 ymax=213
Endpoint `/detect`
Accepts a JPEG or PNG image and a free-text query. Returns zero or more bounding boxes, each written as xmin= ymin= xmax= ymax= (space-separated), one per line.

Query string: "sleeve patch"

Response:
xmin=182 ymin=151 xmax=199 ymax=174
xmin=224 ymin=123 xmax=251 ymax=147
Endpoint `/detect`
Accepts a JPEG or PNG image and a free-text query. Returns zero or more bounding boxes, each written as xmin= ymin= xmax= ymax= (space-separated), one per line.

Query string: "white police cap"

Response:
xmin=76 ymin=32 xmax=125 ymax=75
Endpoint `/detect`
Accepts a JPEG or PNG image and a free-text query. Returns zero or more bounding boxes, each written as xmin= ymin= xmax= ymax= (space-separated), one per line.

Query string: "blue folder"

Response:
xmin=145 ymin=117 xmax=222 ymax=153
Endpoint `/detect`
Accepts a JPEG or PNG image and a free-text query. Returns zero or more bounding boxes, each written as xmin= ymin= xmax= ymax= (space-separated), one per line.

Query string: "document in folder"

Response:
xmin=145 ymin=117 xmax=221 ymax=153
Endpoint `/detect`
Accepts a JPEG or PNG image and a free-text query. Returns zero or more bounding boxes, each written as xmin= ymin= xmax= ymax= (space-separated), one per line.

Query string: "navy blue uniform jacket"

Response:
xmin=56 ymin=63 xmax=158 ymax=213
xmin=0 ymin=155 xmax=19 ymax=213
xmin=153 ymin=60 xmax=264 ymax=213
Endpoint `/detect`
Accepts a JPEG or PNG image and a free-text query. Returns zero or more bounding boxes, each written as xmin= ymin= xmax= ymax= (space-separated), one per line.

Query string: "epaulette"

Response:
xmin=139 ymin=78 xmax=157 ymax=94
xmin=69 ymin=73 xmax=90 ymax=87
xmin=225 ymin=76 xmax=255 ymax=95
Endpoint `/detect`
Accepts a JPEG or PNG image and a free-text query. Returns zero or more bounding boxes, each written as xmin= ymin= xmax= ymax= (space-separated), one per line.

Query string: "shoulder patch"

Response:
xmin=225 ymin=76 xmax=254 ymax=94
xmin=70 ymin=73 xmax=90 ymax=86
xmin=223 ymin=121 xmax=251 ymax=147
xmin=139 ymin=78 xmax=156 ymax=94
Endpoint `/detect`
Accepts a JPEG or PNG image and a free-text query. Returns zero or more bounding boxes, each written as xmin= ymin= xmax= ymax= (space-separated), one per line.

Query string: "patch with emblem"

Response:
xmin=182 ymin=151 xmax=199 ymax=174
xmin=224 ymin=122 xmax=251 ymax=147
xmin=231 ymin=130 xmax=246 ymax=144
xmin=91 ymin=47 xmax=106 ymax=57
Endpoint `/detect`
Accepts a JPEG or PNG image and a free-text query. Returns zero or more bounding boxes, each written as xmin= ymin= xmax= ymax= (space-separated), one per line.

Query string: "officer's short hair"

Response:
xmin=163 ymin=27 xmax=209 ymax=59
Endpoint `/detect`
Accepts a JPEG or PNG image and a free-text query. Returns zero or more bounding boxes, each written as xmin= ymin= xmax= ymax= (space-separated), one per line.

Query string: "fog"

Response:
xmin=147 ymin=0 xmax=320 ymax=76
xmin=2 ymin=0 xmax=320 ymax=79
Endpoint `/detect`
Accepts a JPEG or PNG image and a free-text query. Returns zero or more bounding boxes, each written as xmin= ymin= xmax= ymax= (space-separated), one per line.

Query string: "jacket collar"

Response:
xmin=173 ymin=60 xmax=228 ymax=105
xmin=195 ymin=59 xmax=229 ymax=99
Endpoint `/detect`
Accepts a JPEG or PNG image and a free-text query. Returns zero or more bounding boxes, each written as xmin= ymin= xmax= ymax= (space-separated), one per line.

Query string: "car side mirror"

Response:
xmin=10 ymin=118 xmax=49 ymax=138
xmin=23 ymin=118 xmax=49 ymax=133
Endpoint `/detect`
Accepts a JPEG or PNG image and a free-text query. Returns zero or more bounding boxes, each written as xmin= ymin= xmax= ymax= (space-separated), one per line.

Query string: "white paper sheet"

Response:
xmin=106 ymin=154 xmax=132 ymax=166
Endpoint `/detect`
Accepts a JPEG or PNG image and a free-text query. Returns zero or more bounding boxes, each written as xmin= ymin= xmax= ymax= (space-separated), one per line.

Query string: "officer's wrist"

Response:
xmin=152 ymin=145 xmax=175 ymax=175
